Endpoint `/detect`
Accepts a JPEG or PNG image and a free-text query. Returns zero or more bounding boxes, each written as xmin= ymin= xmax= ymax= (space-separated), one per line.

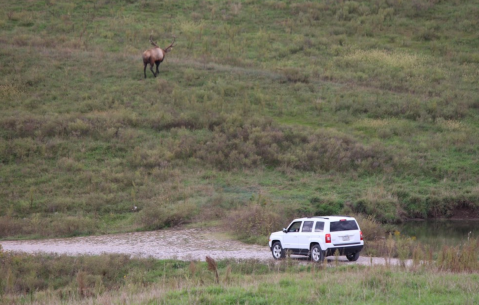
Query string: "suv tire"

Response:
xmin=310 ymin=244 xmax=325 ymax=263
xmin=346 ymin=252 xmax=360 ymax=262
xmin=271 ymin=242 xmax=285 ymax=260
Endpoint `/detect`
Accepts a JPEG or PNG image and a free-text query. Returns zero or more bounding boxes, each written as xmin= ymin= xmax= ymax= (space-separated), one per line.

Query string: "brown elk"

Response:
xmin=142 ymin=36 xmax=175 ymax=78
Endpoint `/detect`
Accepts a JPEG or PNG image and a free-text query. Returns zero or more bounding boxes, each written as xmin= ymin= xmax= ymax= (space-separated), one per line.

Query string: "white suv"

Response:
xmin=268 ymin=216 xmax=364 ymax=262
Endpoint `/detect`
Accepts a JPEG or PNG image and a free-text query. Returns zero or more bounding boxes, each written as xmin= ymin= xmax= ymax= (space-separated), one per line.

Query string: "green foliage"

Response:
xmin=310 ymin=197 xmax=344 ymax=215
xmin=352 ymin=187 xmax=404 ymax=223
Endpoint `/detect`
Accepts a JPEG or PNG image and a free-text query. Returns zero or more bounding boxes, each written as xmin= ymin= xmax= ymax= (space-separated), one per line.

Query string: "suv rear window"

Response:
xmin=330 ymin=220 xmax=358 ymax=232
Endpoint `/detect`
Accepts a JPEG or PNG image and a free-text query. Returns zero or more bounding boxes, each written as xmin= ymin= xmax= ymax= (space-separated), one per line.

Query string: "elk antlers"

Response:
xmin=149 ymin=35 xmax=159 ymax=48
xmin=149 ymin=35 xmax=175 ymax=53
xmin=164 ymin=36 xmax=176 ymax=53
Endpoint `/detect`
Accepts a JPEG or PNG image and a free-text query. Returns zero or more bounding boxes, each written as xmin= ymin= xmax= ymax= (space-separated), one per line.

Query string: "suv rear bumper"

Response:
xmin=325 ymin=245 xmax=363 ymax=257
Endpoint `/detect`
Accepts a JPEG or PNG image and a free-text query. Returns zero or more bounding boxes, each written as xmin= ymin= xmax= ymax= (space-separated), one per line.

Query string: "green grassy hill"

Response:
xmin=1 ymin=0 xmax=479 ymax=239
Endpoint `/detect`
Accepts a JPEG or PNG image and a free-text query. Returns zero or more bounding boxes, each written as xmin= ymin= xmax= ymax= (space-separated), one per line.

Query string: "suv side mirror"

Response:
xmin=282 ymin=228 xmax=287 ymax=233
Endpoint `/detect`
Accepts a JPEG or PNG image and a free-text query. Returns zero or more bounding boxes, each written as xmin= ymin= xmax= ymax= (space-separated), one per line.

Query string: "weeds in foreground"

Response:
xmin=436 ymin=236 xmax=479 ymax=272
xmin=370 ymin=231 xmax=479 ymax=273
xmin=205 ymin=256 xmax=219 ymax=284
xmin=1 ymin=246 xmax=479 ymax=304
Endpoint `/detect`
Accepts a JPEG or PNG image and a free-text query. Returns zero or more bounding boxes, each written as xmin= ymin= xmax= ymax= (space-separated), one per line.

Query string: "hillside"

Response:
xmin=1 ymin=0 xmax=479 ymax=239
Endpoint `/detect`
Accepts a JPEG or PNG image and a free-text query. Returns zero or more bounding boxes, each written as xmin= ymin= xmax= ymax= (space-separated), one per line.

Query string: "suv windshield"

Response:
xmin=330 ymin=220 xmax=358 ymax=232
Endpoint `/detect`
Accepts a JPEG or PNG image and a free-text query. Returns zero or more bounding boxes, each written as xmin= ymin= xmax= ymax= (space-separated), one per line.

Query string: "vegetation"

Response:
xmin=1 ymin=239 xmax=478 ymax=304
xmin=1 ymin=0 xmax=479 ymax=241
xmin=2 ymin=1 xmax=478 ymax=303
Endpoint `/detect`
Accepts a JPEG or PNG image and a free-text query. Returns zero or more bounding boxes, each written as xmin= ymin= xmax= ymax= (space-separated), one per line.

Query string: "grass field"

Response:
xmin=1 ymin=0 xmax=479 ymax=242
xmin=1 ymin=240 xmax=478 ymax=304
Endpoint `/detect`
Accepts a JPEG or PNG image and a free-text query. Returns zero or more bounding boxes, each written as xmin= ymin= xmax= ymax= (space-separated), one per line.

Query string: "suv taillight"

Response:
xmin=360 ymin=231 xmax=363 ymax=241
xmin=325 ymin=234 xmax=331 ymax=243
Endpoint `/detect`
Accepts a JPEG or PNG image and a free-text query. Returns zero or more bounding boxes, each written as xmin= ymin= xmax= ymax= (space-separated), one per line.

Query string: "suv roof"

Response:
xmin=292 ymin=216 xmax=355 ymax=221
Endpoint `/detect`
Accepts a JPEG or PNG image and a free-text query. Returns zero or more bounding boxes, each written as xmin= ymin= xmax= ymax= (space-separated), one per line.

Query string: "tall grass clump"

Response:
xmin=224 ymin=194 xmax=282 ymax=245
xmin=355 ymin=214 xmax=386 ymax=241
xmin=436 ymin=236 xmax=479 ymax=272
xmin=136 ymin=200 xmax=197 ymax=230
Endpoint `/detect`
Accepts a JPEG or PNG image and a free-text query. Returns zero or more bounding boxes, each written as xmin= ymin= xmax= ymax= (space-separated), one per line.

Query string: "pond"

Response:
xmin=397 ymin=220 xmax=479 ymax=251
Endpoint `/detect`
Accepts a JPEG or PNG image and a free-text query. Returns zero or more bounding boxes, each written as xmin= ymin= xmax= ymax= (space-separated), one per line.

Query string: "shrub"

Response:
xmin=310 ymin=197 xmax=343 ymax=215
xmin=8 ymin=137 xmax=39 ymax=161
xmin=354 ymin=214 xmax=386 ymax=242
xmin=353 ymin=187 xmax=404 ymax=223
xmin=0 ymin=215 xmax=23 ymax=237
xmin=436 ymin=237 xmax=479 ymax=272
xmin=136 ymin=201 xmax=197 ymax=230
xmin=352 ymin=214 xmax=388 ymax=257
xmin=192 ymin=119 xmax=391 ymax=173
xmin=224 ymin=196 xmax=282 ymax=245
xmin=50 ymin=216 xmax=98 ymax=237
xmin=281 ymin=68 xmax=310 ymax=83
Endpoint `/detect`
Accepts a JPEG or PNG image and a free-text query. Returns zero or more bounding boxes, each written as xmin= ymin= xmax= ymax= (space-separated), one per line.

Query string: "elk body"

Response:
xmin=142 ymin=36 xmax=175 ymax=78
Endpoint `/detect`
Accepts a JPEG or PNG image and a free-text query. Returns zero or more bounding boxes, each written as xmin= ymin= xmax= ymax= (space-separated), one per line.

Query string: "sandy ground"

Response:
xmin=0 ymin=228 xmax=399 ymax=266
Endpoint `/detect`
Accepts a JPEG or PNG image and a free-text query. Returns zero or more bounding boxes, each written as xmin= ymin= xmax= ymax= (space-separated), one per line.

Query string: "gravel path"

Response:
xmin=0 ymin=228 xmax=399 ymax=266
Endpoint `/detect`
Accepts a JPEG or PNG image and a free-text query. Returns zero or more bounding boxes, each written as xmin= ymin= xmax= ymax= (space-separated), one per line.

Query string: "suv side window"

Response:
xmin=288 ymin=221 xmax=302 ymax=232
xmin=314 ymin=221 xmax=324 ymax=232
xmin=302 ymin=221 xmax=313 ymax=232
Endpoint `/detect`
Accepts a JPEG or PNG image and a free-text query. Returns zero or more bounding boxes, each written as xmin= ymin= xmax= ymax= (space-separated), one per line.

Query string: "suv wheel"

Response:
xmin=271 ymin=242 xmax=285 ymax=260
xmin=310 ymin=245 xmax=325 ymax=263
xmin=346 ymin=252 xmax=360 ymax=262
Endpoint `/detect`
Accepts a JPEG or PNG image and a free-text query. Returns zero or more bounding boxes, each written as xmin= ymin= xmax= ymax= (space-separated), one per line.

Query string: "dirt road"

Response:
xmin=1 ymin=228 xmax=396 ymax=266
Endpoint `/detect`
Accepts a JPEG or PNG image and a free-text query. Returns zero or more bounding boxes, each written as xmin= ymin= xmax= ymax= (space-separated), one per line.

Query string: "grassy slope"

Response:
xmin=1 ymin=0 xmax=479 ymax=238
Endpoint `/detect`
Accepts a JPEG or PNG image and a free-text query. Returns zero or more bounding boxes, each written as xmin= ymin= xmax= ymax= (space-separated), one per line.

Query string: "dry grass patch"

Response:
xmin=344 ymin=49 xmax=423 ymax=71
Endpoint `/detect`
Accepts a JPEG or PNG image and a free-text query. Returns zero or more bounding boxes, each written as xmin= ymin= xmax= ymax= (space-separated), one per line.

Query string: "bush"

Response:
xmin=281 ymin=68 xmax=310 ymax=83
xmin=310 ymin=197 xmax=343 ymax=215
xmin=136 ymin=201 xmax=197 ymax=230
xmin=192 ymin=119 xmax=391 ymax=173
xmin=0 ymin=215 xmax=23 ymax=237
xmin=224 ymin=196 xmax=282 ymax=244
xmin=353 ymin=187 xmax=405 ymax=223
xmin=436 ymin=237 xmax=479 ymax=272
xmin=354 ymin=214 xmax=386 ymax=242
